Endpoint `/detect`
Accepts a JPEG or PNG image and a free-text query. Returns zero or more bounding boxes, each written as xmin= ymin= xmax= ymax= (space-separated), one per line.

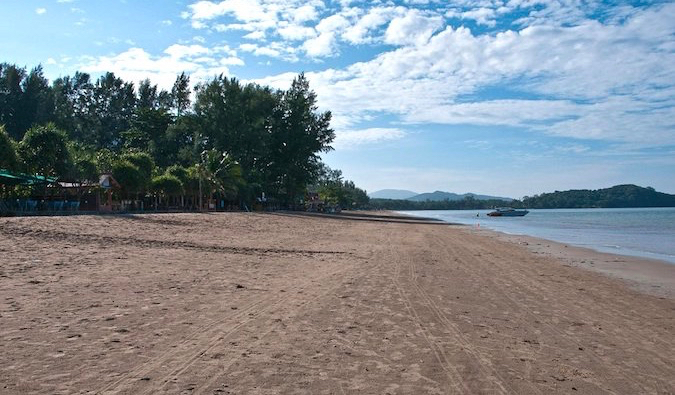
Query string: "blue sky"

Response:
xmin=2 ymin=0 xmax=674 ymax=198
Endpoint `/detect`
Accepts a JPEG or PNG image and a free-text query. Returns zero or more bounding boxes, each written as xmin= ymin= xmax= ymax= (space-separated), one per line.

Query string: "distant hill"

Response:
xmin=368 ymin=189 xmax=418 ymax=199
xmin=408 ymin=191 xmax=512 ymax=202
xmin=522 ymin=184 xmax=675 ymax=208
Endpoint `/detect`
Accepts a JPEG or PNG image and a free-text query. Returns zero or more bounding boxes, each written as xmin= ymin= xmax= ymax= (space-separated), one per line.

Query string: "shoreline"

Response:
xmin=467 ymin=226 xmax=675 ymax=300
xmin=395 ymin=210 xmax=675 ymax=299
xmin=397 ymin=208 xmax=675 ymax=265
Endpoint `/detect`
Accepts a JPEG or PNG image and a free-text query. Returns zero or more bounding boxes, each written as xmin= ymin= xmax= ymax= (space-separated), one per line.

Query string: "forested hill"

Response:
xmin=521 ymin=185 xmax=675 ymax=208
xmin=369 ymin=185 xmax=675 ymax=210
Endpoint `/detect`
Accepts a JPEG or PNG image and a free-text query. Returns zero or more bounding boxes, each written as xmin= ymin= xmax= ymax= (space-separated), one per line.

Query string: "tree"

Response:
xmin=111 ymin=160 xmax=142 ymax=198
xmin=67 ymin=142 xmax=98 ymax=183
xmin=18 ymin=65 xmax=53 ymax=134
xmin=171 ymin=72 xmax=191 ymax=116
xmin=0 ymin=63 xmax=27 ymax=140
xmin=94 ymin=148 xmax=116 ymax=174
xmin=0 ymin=125 xmax=18 ymax=170
xmin=166 ymin=164 xmax=189 ymax=185
xmin=161 ymin=116 xmax=197 ymax=167
xmin=137 ymin=79 xmax=158 ymax=110
xmin=18 ymin=123 xmax=71 ymax=178
xmin=122 ymin=107 xmax=171 ymax=154
xmin=151 ymin=174 xmax=183 ymax=207
xmin=93 ymin=72 xmax=136 ymax=148
xmin=122 ymin=151 xmax=154 ymax=197
xmin=269 ymin=73 xmax=335 ymax=205
xmin=193 ymin=76 xmax=275 ymax=200
xmin=51 ymin=72 xmax=98 ymax=145
xmin=315 ymin=164 xmax=369 ymax=209
xmin=166 ymin=164 xmax=191 ymax=207
xmin=201 ymin=149 xmax=244 ymax=203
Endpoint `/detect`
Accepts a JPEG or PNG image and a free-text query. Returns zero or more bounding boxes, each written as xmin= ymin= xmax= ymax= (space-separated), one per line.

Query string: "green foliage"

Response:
xmin=67 ymin=142 xmax=98 ymax=183
xmin=18 ymin=123 xmax=71 ymax=178
xmin=93 ymin=72 xmax=136 ymax=148
xmin=151 ymin=174 xmax=183 ymax=197
xmin=95 ymin=148 xmax=116 ymax=173
xmin=122 ymin=107 xmax=172 ymax=155
xmin=171 ymin=72 xmax=191 ymax=116
xmin=111 ymin=160 xmax=142 ymax=197
xmin=266 ymin=73 xmax=335 ymax=204
xmin=185 ymin=165 xmax=201 ymax=196
xmin=0 ymin=125 xmax=18 ymax=170
xmin=121 ymin=151 xmax=155 ymax=192
xmin=52 ymin=72 xmax=96 ymax=145
xmin=371 ymin=184 xmax=675 ymax=210
xmin=521 ymin=185 xmax=675 ymax=208
xmin=166 ymin=164 xmax=190 ymax=185
xmin=0 ymin=61 xmax=362 ymax=208
xmin=369 ymin=197 xmax=518 ymax=210
xmin=201 ymin=149 xmax=244 ymax=200
xmin=0 ymin=64 xmax=28 ymax=139
xmin=314 ymin=165 xmax=369 ymax=209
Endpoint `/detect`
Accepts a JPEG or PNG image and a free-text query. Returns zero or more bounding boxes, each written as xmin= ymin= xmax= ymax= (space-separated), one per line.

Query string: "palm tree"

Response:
xmin=200 ymin=149 xmax=244 ymax=210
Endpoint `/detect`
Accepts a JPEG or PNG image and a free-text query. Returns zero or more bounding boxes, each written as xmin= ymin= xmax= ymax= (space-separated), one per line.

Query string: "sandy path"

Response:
xmin=0 ymin=212 xmax=673 ymax=394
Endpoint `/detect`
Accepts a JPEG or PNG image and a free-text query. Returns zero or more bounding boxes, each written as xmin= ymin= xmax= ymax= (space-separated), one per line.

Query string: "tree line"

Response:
xmin=369 ymin=184 xmax=675 ymax=210
xmin=368 ymin=197 xmax=520 ymax=211
xmin=521 ymin=184 xmax=675 ymax=208
xmin=0 ymin=62 xmax=369 ymax=209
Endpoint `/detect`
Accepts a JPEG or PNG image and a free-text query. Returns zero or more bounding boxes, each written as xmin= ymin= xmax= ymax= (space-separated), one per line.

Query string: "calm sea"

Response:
xmin=398 ymin=208 xmax=675 ymax=264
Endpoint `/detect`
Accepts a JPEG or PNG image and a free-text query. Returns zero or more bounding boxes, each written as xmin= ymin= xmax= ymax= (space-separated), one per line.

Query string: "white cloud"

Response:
xmin=89 ymin=1 xmax=674 ymax=149
xmin=303 ymin=32 xmax=337 ymax=57
xmin=243 ymin=31 xmax=266 ymax=40
xmin=35 ymin=8 xmax=47 ymax=15
xmin=383 ymin=9 xmax=444 ymax=46
xmin=301 ymin=12 xmax=353 ymax=57
xmin=188 ymin=0 xmax=269 ymax=22
xmin=341 ymin=6 xmax=400 ymax=44
xmin=240 ymin=43 xmax=280 ymax=57
xmin=406 ymin=100 xmax=580 ymax=127
xmin=273 ymin=3 xmax=675 ymax=145
xmin=239 ymin=42 xmax=298 ymax=61
xmin=277 ymin=24 xmax=316 ymax=41
xmin=333 ymin=128 xmax=406 ymax=148
xmin=290 ymin=4 xmax=321 ymax=23
xmin=164 ymin=44 xmax=210 ymax=58
xmin=80 ymin=45 xmax=243 ymax=90
xmin=458 ymin=7 xmax=498 ymax=27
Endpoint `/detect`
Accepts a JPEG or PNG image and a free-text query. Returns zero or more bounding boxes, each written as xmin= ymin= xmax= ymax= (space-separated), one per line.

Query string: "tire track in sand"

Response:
xmin=429 ymin=232 xmax=671 ymax=393
xmin=386 ymin=229 xmax=472 ymax=394
xmin=403 ymin=241 xmax=518 ymax=395
xmin=97 ymin=260 xmax=353 ymax=395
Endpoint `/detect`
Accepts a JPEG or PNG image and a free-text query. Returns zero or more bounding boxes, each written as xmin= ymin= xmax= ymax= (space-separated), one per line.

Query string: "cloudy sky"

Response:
xmin=2 ymin=0 xmax=674 ymax=197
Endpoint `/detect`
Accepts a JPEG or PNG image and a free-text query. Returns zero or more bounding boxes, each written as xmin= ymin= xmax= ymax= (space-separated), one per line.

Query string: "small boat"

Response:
xmin=487 ymin=207 xmax=529 ymax=217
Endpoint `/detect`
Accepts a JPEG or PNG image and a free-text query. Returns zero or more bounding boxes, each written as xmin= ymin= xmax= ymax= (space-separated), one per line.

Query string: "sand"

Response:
xmin=0 ymin=211 xmax=673 ymax=394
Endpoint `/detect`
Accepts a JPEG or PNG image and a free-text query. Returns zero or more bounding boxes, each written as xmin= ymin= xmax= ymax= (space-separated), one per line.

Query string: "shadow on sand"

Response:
xmin=270 ymin=211 xmax=457 ymax=226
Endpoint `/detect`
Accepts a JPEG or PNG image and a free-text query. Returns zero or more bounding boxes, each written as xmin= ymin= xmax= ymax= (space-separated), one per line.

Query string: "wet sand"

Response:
xmin=1 ymin=212 xmax=673 ymax=394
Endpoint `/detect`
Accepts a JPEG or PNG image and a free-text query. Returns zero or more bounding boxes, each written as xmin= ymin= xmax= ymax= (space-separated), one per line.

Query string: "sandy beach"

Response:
xmin=1 ymin=211 xmax=673 ymax=394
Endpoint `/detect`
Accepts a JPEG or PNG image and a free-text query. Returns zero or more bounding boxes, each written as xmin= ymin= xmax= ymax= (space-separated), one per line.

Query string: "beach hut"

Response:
xmin=98 ymin=173 xmax=121 ymax=211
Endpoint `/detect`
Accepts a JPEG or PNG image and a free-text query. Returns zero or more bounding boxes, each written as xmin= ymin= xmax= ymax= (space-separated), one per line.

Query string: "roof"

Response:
xmin=0 ymin=169 xmax=58 ymax=186
xmin=99 ymin=174 xmax=121 ymax=189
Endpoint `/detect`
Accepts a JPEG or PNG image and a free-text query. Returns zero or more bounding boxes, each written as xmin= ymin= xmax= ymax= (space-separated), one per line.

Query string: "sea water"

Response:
xmin=398 ymin=208 xmax=675 ymax=264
